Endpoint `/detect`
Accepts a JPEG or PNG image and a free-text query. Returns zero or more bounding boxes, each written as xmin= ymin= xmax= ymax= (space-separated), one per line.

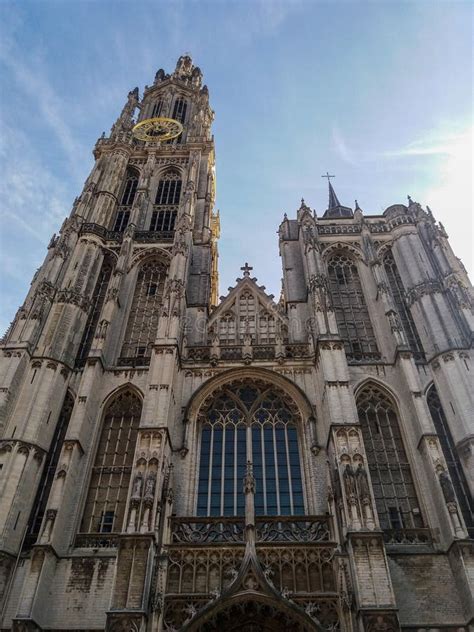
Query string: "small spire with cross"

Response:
xmin=241 ymin=262 xmax=253 ymax=278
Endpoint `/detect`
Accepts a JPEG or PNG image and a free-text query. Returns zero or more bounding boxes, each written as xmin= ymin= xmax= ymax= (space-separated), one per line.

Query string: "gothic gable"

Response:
xmin=208 ymin=272 xmax=288 ymax=345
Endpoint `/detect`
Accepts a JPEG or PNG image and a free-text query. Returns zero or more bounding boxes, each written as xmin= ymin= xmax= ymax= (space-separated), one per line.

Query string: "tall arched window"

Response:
xmin=427 ymin=385 xmax=474 ymax=537
xmin=120 ymin=258 xmax=166 ymax=364
xmin=328 ymin=253 xmax=380 ymax=362
xmin=80 ymin=390 xmax=141 ymax=535
xmin=383 ymin=250 xmax=424 ymax=359
xmin=196 ymin=381 xmax=305 ymax=517
xmin=120 ymin=168 xmax=139 ymax=206
xmin=172 ymin=97 xmax=187 ymax=124
xmin=151 ymin=99 xmax=163 ymax=118
xmin=24 ymin=391 xmax=74 ymax=549
xmin=113 ymin=168 xmax=139 ymax=232
xmin=151 ymin=170 xmax=181 ymax=231
xmin=154 ymin=169 xmax=182 ymax=205
xmin=76 ymin=256 xmax=113 ymax=366
xmin=357 ymin=384 xmax=423 ymax=531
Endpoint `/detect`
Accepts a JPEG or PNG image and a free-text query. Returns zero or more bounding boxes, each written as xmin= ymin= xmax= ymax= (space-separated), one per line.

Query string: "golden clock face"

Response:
xmin=132 ymin=117 xmax=183 ymax=142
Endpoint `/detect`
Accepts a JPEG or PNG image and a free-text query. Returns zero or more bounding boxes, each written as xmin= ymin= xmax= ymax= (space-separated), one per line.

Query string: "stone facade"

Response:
xmin=0 ymin=56 xmax=473 ymax=632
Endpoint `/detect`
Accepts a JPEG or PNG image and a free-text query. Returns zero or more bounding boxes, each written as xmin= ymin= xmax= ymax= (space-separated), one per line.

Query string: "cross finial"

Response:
xmin=241 ymin=262 xmax=253 ymax=277
xmin=321 ymin=172 xmax=335 ymax=182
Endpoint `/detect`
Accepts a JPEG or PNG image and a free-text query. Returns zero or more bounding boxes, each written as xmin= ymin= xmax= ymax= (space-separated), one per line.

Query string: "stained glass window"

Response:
xmin=197 ymin=382 xmax=305 ymax=517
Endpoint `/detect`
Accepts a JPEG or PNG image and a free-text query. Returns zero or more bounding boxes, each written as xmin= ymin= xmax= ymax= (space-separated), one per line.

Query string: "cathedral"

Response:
xmin=0 ymin=55 xmax=473 ymax=632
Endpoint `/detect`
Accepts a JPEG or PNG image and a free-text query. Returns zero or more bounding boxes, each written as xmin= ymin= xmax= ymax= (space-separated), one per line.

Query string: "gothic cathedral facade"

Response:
xmin=0 ymin=56 xmax=473 ymax=632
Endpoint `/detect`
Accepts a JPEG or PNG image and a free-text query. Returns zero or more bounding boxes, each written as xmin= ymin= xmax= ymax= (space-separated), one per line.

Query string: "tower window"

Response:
xmin=150 ymin=209 xmax=177 ymax=232
xmin=76 ymin=257 xmax=113 ymax=365
xmin=357 ymin=384 xmax=423 ymax=531
xmin=155 ymin=170 xmax=182 ymax=206
xmin=113 ymin=209 xmax=130 ymax=232
xmin=99 ymin=510 xmax=115 ymax=533
xmin=79 ymin=390 xmax=141 ymax=536
xmin=384 ymin=250 xmax=424 ymax=359
xmin=196 ymin=381 xmax=305 ymax=517
xmin=23 ymin=392 xmax=74 ymax=549
xmin=172 ymin=98 xmax=187 ymax=124
xmin=328 ymin=253 xmax=380 ymax=362
xmin=120 ymin=258 xmax=166 ymax=363
xmin=120 ymin=168 xmax=139 ymax=206
xmin=151 ymin=100 xmax=163 ymax=118
xmin=427 ymin=385 xmax=474 ymax=537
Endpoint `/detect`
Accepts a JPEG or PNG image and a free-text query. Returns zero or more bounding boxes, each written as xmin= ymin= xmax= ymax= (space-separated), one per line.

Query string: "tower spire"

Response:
xmin=321 ymin=172 xmax=353 ymax=219
xmin=328 ymin=180 xmax=341 ymax=209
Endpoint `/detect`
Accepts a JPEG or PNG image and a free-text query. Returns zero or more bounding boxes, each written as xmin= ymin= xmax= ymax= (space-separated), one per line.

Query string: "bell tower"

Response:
xmin=0 ymin=55 xmax=218 ymax=631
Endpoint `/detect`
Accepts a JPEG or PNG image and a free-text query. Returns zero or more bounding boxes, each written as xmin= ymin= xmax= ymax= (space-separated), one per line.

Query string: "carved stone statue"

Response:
xmin=243 ymin=461 xmax=256 ymax=495
xmin=355 ymin=463 xmax=370 ymax=501
xmin=144 ymin=473 xmax=156 ymax=502
xmin=342 ymin=464 xmax=356 ymax=497
xmin=439 ymin=471 xmax=456 ymax=504
xmin=131 ymin=472 xmax=143 ymax=500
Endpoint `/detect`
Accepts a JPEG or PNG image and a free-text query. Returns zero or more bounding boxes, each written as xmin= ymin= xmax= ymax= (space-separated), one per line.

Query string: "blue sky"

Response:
xmin=0 ymin=0 xmax=472 ymax=333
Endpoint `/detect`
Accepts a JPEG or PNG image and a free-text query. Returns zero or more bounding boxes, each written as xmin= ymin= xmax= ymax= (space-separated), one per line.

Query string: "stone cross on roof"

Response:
xmin=241 ymin=262 xmax=253 ymax=277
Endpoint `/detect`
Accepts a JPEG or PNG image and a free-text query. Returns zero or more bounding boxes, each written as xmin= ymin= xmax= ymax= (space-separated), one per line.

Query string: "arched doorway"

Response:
xmin=187 ymin=596 xmax=319 ymax=632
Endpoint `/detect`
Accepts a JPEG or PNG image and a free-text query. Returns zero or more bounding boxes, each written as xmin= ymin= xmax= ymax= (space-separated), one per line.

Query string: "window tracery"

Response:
xmin=120 ymin=258 xmax=166 ymax=363
xmin=383 ymin=250 xmax=424 ymax=359
xmin=76 ymin=256 xmax=113 ymax=365
xmin=120 ymin=168 xmax=139 ymax=206
xmin=427 ymin=385 xmax=473 ymax=536
xmin=80 ymin=390 xmax=141 ymax=535
xmin=327 ymin=253 xmax=379 ymax=361
xmin=196 ymin=381 xmax=305 ymax=517
xmin=172 ymin=97 xmax=187 ymax=124
xmin=210 ymin=292 xmax=283 ymax=346
xmin=356 ymin=384 xmax=423 ymax=530
xmin=154 ymin=169 xmax=182 ymax=207
xmin=151 ymin=99 xmax=163 ymax=118
xmin=24 ymin=391 xmax=74 ymax=549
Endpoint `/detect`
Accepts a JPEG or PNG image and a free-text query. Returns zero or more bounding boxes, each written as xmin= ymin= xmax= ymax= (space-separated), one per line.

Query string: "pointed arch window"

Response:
xmin=328 ymin=253 xmax=380 ymax=362
xmin=218 ymin=312 xmax=236 ymax=344
xmin=427 ymin=385 xmax=473 ymax=537
xmin=120 ymin=258 xmax=166 ymax=365
xmin=80 ymin=390 xmax=141 ymax=536
xmin=151 ymin=99 xmax=163 ymax=118
xmin=154 ymin=169 xmax=182 ymax=206
xmin=24 ymin=391 xmax=74 ymax=550
xmin=384 ymin=250 xmax=424 ymax=360
xmin=196 ymin=381 xmax=305 ymax=517
xmin=239 ymin=290 xmax=256 ymax=340
xmin=120 ymin=168 xmax=139 ymax=206
xmin=76 ymin=256 xmax=113 ymax=366
xmin=172 ymin=98 xmax=187 ymax=124
xmin=357 ymin=384 xmax=423 ymax=531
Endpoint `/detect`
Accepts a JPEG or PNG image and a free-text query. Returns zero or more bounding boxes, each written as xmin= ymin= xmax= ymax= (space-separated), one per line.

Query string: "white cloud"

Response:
xmin=0 ymin=36 xmax=87 ymax=182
